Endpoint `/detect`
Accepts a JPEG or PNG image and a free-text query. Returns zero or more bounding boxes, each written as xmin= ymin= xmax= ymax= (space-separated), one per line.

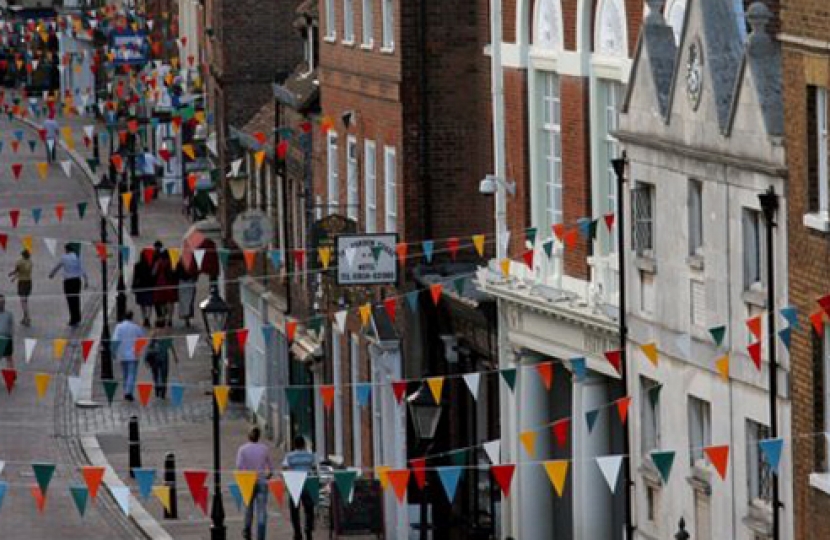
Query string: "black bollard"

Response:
xmin=128 ymin=415 xmax=141 ymax=477
xmin=164 ymin=452 xmax=178 ymax=519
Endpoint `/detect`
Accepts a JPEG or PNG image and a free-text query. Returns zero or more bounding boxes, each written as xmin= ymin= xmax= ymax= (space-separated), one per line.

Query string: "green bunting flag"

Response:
xmin=76 ymin=202 xmax=87 ymax=219
xmin=586 ymin=409 xmax=600 ymax=433
xmin=650 ymin=450 xmax=676 ymax=484
xmin=218 ymin=248 xmax=230 ymax=270
xmin=525 ymin=227 xmax=537 ymax=246
xmin=500 ymin=368 xmax=517 ymax=392
xmin=371 ymin=245 xmax=383 ymax=262
xmin=308 ymin=315 xmax=324 ymax=335
xmin=32 ymin=463 xmax=56 ymax=494
xmin=453 ymin=277 xmax=466 ymax=296
xmin=70 ymin=485 xmax=89 ymax=517
xmin=542 ymin=240 xmax=554 ymax=259
xmin=333 ymin=470 xmax=357 ymax=502
xmin=304 ymin=476 xmax=321 ymax=505
xmin=102 ymin=380 xmax=118 ymax=405
xmin=709 ymin=325 xmax=726 ymax=347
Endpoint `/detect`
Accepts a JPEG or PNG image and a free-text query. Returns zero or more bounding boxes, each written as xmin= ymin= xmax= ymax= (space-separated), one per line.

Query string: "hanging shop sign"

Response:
xmin=232 ymin=210 xmax=273 ymax=251
xmin=336 ymin=233 xmax=398 ymax=285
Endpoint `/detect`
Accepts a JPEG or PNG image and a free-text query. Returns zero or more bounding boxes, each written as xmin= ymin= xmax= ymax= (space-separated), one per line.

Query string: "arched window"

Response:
xmin=665 ymin=0 xmax=687 ymax=45
xmin=594 ymin=0 xmax=627 ymax=57
xmin=533 ymin=0 xmax=563 ymax=50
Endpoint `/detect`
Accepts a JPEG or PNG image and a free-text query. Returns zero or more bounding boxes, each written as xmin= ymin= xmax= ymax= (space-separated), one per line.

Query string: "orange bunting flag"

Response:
xmin=34 ymin=373 xmax=51 ymax=401
xmin=430 ymin=283 xmax=443 ymax=306
xmin=536 ymin=363 xmax=553 ymax=390
xmin=21 ymin=236 xmax=32 ymax=253
xmin=640 ymin=342 xmax=658 ymax=366
xmin=386 ymin=470 xmax=410 ymax=503
xmin=286 ymin=320 xmax=298 ymax=342
xmin=715 ymin=355 xmax=730 ymax=382
xmin=376 ymin=465 xmax=391 ymax=490
xmin=519 ymin=431 xmax=537 ymax=458
xmin=616 ymin=396 xmax=632 ymax=425
xmin=318 ymin=247 xmax=332 ymax=269
xmin=811 ymin=311 xmax=825 ymax=336
xmin=320 ymin=385 xmax=335 ymax=411
xmin=137 ymin=382 xmax=153 ymax=406
xmin=746 ymin=315 xmax=763 ymax=340
xmin=427 ymin=377 xmax=444 ymax=404
xmin=383 ymin=297 xmax=397 ymax=323
xmin=359 ymin=303 xmax=373 ymax=327
xmin=552 ymin=223 xmax=566 ymax=241
xmin=135 ymin=337 xmax=149 ymax=357
xmin=212 ymin=332 xmax=225 ymax=353
xmin=31 ymin=486 xmax=46 ymax=513
xmin=254 ymin=151 xmax=266 ymax=170
xmin=214 ymin=385 xmax=230 ymax=414
xmin=748 ymin=341 xmax=762 ymax=370
xmin=95 ymin=242 xmax=107 ymax=261
xmin=543 ymin=461 xmax=569 ymax=497
xmin=268 ymin=478 xmax=286 ymax=507
xmin=704 ymin=445 xmax=730 ymax=480
xmin=472 ymin=234 xmax=485 ymax=257
xmin=182 ymin=144 xmax=195 ymax=160
xmin=395 ymin=243 xmax=408 ymax=266
xmin=54 ymin=204 xmax=64 ymax=222
xmin=320 ymin=116 xmax=335 ymax=134
xmin=243 ymin=250 xmax=257 ymax=272
xmin=36 ymin=162 xmax=48 ymax=180
xmin=53 ymin=338 xmax=67 ymax=360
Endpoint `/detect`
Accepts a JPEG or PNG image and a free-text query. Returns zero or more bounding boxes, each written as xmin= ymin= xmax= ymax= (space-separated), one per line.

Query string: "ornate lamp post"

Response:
xmin=407 ymin=383 xmax=442 ymax=540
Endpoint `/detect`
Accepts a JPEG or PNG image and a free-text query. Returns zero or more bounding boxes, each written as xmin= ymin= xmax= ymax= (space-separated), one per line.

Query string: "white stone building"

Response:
xmin=616 ymin=1 xmax=792 ymax=539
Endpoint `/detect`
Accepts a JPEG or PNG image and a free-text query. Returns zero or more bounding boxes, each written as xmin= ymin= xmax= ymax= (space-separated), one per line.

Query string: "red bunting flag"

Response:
xmin=522 ymin=249 xmax=534 ymax=269
xmin=135 ymin=337 xmax=149 ymax=356
xmin=819 ymin=294 xmax=830 ymax=318
xmin=383 ymin=297 xmax=397 ymax=323
xmin=430 ymin=283 xmax=443 ymax=306
xmin=54 ymin=204 xmax=64 ymax=222
xmin=746 ymin=315 xmax=763 ymax=340
xmin=268 ymin=478 xmax=286 ymax=507
xmin=243 ymin=250 xmax=257 ymax=272
xmin=300 ymin=121 xmax=313 ymax=133
xmin=158 ymin=148 xmax=171 ymax=162
xmin=142 ymin=247 xmax=155 ymax=265
xmin=396 ymin=243 xmax=408 ymax=266
xmin=552 ymin=418 xmax=570 ymax=448
xmin=9 ymin=209 xmax=20 ymax=228
xmin=604 ymin=349 xmax=622 ymax=374
xmin=286 ymin=320 xmax=298 ymax=343
xmin=812 ymin=311 xmax=826 ymax=336
xmin=563 ymin=230 xmax=578 ymax=250
xmin=95 ymin=242 xmax=107 ymax=261
xmin=447 ymin=238 xmax=459 ymax=260
xmin=747 ymin=341 xmax=762 ymax=370
xmin=137 ymin=382 xmax=153 ymax=406
xmin=604 ymin=213 xmax=615 ymax=231
xmin=293 ymin=249 xmax=305 ymax=269
xmin=236 ymin=329 xmax=249 ymax=350
xmin=410 ymin=458 xmax=427 ymax=490
xmin=111 ymin=154 xmax=123 ymax=172
xmin=253 ymin=131 xmax=266 ymax=146
xmin=0 ymin=233 xmax=7 ymax=250
xmin=2 ymin=368 xmax=17 ymax=393
xmin=320 ymin=385 xmax=335 ymax=411
xmin=616 ymin=396 xmax=632 ymax=425
xmin=31 ymin=486 xmax=46 ymax=513
xmin=392 ymin=381 xmax=408 ymax=404
xmin=276 ymin=140 xmax=289 ymax=159
xmin=387 ymin=469 xmax=410 ymax=503
xmin=143 ymin=186 xmax=155 ymax=203
xmin=491 ymin=464 xmax=516 ymax=497
xmin=127 ymin=119 xmax=139 ymax=134
xmin=704 ymin=445 xmax=730 ymax=480
xmin=536 ymin=363 xmax=553 ymax=390
xmin=552 ymin=223 xmax=565 ymax=241
xmin=82 ymin=466 xmax=105 ymax=500
xmin=183 ymin=470 xmax=208 ymax=509
xmin=81 ymin=339 xmax=94 ymax=362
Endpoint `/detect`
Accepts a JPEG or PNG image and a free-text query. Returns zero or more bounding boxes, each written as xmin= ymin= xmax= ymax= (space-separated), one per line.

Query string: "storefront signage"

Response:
xmin=336 ymin=234 xmax=398 ymax=285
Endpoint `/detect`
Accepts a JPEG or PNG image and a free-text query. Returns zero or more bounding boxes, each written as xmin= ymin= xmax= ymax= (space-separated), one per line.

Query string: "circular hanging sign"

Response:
xmin=232 ymin=210 xmax=273 ymax=250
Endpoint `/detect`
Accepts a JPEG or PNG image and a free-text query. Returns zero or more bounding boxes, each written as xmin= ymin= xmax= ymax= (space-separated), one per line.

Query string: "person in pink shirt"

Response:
xmin=236 ymin=426 xmax=273 ymax=540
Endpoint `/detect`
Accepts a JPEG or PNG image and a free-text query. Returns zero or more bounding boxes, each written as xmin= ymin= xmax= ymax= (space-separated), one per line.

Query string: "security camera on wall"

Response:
xmin=479 ymin=175 xmax=497 ymax=195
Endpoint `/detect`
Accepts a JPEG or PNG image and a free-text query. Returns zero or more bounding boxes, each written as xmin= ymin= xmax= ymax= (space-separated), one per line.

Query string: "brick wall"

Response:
xmin=561 ymin=74 xmax=591 ymax=278
xmin=781 ymin=1 xmax=830 ymax=535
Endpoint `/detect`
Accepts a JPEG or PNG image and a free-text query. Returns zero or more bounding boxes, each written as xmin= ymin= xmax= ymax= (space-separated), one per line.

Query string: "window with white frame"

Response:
xmin=350 ymin=334 xmax=362 ymax=467
xmin=811 ymin=86 xmax=829 ymax=216
xmin=820 ymin=327 xmax=830 ymax=472
xmin=641 ymin=376 xmax=661 ymax=454
xmin=746 ymin=419 xmax=772 ymax=503
xmin=347 ymin=137 xmax=358 ymax=220
xmin=332 ymin=331 xmax=344 ymax=458
xmin=362 ymin=0 xmax=374 ymax=46
xmin=382 ymin=0 xmax=394 ymax=50
xmin=540 ymin=72 xmax=563 ymax=231
xmin=325 ymin=0 xmax=336 ymax=39
xmin=632 ymin=182 xmax=655 ymax=257
xmin=327 ymin=132 xmax=339 ymax=215
xmin=384 ymin=146 xmax=397 ymax=232
xmin=343 ymin=0 xmax=355 ymax=42
xmin=365 ymin=140 xmax=377 ymax=232
xmin=742 ymin=208 xmax=765 ymax=291
xmin=688 ymin=395 xmax=711 ymax=466
xmin=688 ymin=179 xmax=703 ymax=257
xmin=598 ymin=79 xmax=623 ymax=253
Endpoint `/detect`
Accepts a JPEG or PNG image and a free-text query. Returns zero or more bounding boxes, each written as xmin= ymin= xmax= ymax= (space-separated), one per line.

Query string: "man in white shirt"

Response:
xmin=283 ymin=436 xmax=317 ymax=540
xmin=48 ymin=243 xmax=88 ymax=327
xmin=43 ymin=114 xmax=58 ymax=163
xmin=112 ymin=311 xmax=145 ymax=402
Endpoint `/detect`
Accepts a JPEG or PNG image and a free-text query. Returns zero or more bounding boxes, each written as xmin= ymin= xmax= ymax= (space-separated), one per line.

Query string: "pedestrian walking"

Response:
xmin=237 ymin=426 xmax=274 ymax=540
xmin=152 ymin=249 xmax=178 ymax=327
xmin=144 ymin=330 xmax=177 ymax=399
xmin=8 ymin=249 xmax=32 ymax=326
xmin=175 ymin=259 xmax=197 ymax=327
xmin=132 ymin=256 xmax=155 ymax=327
xmin=48 ymin=243 xmax=87 ymax=328
xmin=43 ymin=113 xmax=58 ymax=163
xmin=0 ymin=294 xmax=14 ymax=369
xmin=112 ymin=311 xmax=145 ymax=402
xmin=283 ymin=436 xmax=317 ymax=540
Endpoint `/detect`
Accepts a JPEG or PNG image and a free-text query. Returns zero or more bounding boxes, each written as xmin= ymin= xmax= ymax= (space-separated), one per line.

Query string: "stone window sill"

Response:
xmin=804 ymin=212 xmax=830 ymax=233
xmin=742 ymin=288 xmax=767 ymax=309
xmin=810 ymin=472 xmax=830 ymax=496
xmin=342 ymin=39 xmax=356 ymax=47
xmin=380 ymin=45 xmax=395 ymax=54
xmin=634 ymin=255 xmax=657 ymax=274
xmin=686 ymin=254 xmax=705 ymax=271
xmin=324 ymin=35 xmax=337 ymax=43
xmin=360 ymin=41 xmax=374 ymax=50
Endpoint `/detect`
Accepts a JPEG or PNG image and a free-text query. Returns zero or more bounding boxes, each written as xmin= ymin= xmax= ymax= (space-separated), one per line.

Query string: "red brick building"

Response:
xmin=781 ymin=0 xmax=830 ymax=538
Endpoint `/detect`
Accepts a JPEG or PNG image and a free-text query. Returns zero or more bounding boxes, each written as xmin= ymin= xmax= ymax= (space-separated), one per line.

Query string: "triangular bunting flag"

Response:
xmin=463 ymin=373 xmax=480 ymax=401
xmin=747 ymin=315 xmax=763 ymax=340
xmin=268 ymin=478 xmax=285 ymax=507
xmin=333 ymin=470 xmax=357 ymax=502
xmin=392 ymin=381 xmax=408 ymax=404
xmin=112 ymin=486 xmax=130 ymax=515
xmin=535 ymin=362 xmax=553 ymax=390
xmin=136 ymin=382 xmax=153 ymax=406
xmin=427 ymin=377 xmax=444 ymax=404
xmin=386 ymin=469 xmax=410 ymax=503
xmin=214 ymin=385 xmax=230 ymax=414
xmin=552 ymin=418 xmax=570 ymax=449
xmin=650 ymin=450 xmax=676 ymax=484
xmin=32 ymin=463 xmax=56 ymax=494
xmin=102 ymin=380 xmax=118 ymax=405
xmin=82 ymin=466 xmax=105 ymax=500
xmin=70 ymin=485 xmax=89 ymax=517
xmin=284 ymin=470 xmax=308 ymax=506
xmin=616 ymin=396 xmax=631 ymax=425
xmin=759 ymin=438 xmax=784 ymax=474
xmin=133 ymin=468 xmax=156 ymax=499
xmin=543 ymin=461 xmax=569 ymax=497
xmin=153 ymin=486 xmax=171 ymax=514
xmin=34 ymin=373 xmax=51 ymax=401
xmin=483 ymin=440 xmax=501 ymax=465
xmin=519 ymin=431 xmax=537 ymax=458
xmin=500 ymin=368 xmax=517 ymax=392
xmin=715 ymin=355 xmax=730 ymax=381
xmin=586 ymin=409 xmax=600 ymax=433
xmin=748 ymin=341 xmax=762 ymax=370
xmin=491 ymin=464 xmax=516 ymax=497
xmin=640 ymin=342 xmax=658 ymax=366
xmin=596 ymin=456 xmax=623 ymax=493
xmin=472 ymin=234 xmax=485 ymax=257
xmin=356 ymin=383 xmax=371 ymax=407
xmin=436 ymin=466 xmax=462 ymax=503
xmin=704 ymin=445 xmax=730 ymax=480
xmin=234 ymin=471 xmax=258 ymax=506
xmin=709 ymin=325 xmax=727 ymax=347
xmin=604 ymin=349 xmax=622 ymax=374
xmin=186 ymin=334 xmax=200 ymax=358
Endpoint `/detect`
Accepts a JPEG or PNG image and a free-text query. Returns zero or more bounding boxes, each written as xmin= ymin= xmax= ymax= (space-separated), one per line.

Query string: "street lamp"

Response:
xmin=407 ymin=383 xmax=442 ymax=540
xmin=200 ymin=284 xmax=229 ymax=540
xmin=94 ymin=175 xmax=115 ymax=381
xmin=758 ymin=185 xmax=780 ymax=540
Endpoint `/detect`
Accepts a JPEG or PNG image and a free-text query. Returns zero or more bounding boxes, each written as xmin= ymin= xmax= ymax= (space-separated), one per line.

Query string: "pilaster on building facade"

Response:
xmin=781 ymin=0 xmax=830 ymax=538
xmin=479 ymin=0 xmax=643 ymax=538
xmin=618 ymin=1 xmax=791 ymax=539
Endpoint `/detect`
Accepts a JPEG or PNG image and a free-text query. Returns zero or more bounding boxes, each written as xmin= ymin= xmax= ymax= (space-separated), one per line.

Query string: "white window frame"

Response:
xmin=540 ymin=72 xmax=563 ymax=230
xmin=687 ymin=395 xmax=711 ymax=466
xmin=350 ymin=334 xmax=362 ymax=467
xmin=384 ymin=146 xmax=397 ymax=232
xmin=343 ymin=0 xmax=355 ymax=43
xmin=746 ymin=419 xmax=772 ymax=504
xmin=688 ymin=179 xmax=703 ymax=257
xmin=325 ymin=0 xmax=337 ymax=39
xmin=817 ymin=87 xmax=828 ymax=215
xmin=362 ymin=0 xmax=374 ymax=47
xmin=632 ymin=182 xmax=655 ymax=257
xmin=333 ymin=330 xmax=344 ymax=459
xmin=327 ymin=132 xmax=339 ymax=215
xmin=742 ymin=208 xmax=766 ymax=292
xmin=640 ymin=376 xmax=661 ymax=455
xmin=381 ymin=0 xmax=394 ymax=51
xmin=347 ymin=136 xmax=358 ymax=220
xmin=365 ymin=140 xmax=377 ymax=232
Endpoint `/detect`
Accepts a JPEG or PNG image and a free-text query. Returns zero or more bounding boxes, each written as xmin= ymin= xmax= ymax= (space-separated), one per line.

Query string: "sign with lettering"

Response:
xmin=336 ymin=234 xmax=398 ymax=285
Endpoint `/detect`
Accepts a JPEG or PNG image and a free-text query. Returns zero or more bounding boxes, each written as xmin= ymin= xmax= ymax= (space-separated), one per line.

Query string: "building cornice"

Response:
xmin=778 ymin=33 xmax=830 ymax=54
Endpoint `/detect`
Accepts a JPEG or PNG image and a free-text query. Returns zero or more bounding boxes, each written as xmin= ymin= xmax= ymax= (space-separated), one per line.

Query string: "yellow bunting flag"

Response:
xmin=53 ymin=338 xmax=67 ymax=360
xmin=153 ymin=486 xmax=171 ymax=513
xmin=21 ymin=236 xmax=33 ymax=253
xmin=122 ymin=191 xmax=133 ymax=210
xmin=427 ymin=377 xmax=444 ymax=404
xmin=318 ymin=247 xmax=332 ymax=269
xmin=34 ymin=373 xmax=51 ymax=401
xmin=519 ymin=430 xmax=537 ymax=458
xmin=472 ymin=234 xmax=485 ymax=257
xmin=214 ymin=385 xmax=230 ymax=415
xmin=640 ymin=342 xmax=658 ymax=367
xmin=543 ymin=460 xmax=569 ymax=497
xmin=182 ymin=144 xmax=195 ymax=160
xmin=212 ymin=332 xmax=225 ymax=354
xmin=359 ymin=303 xmax=372 ymax=328
xmin=243 ymin=250 xmax=257 ymax=272
xmin=195 ymin=111 xmax=206 ymax=125
xmin=500 ymin=259 xmax=511 ymax=277
xmin=715 ymin=355 xmax=729 ymax=382
xmin=254 ymin=151 xmax=266 ymax=170
xmin=61 ymin=126 xmax=74 ymax=149
xmin=376 ymin=465 xmax=391 ymax=490
xmin=168 ymin=248 xmax=180 ymax=269
xmin=234 ymin=471 xmax=258 ymax=506
xmin=36 ymin=162 xmax=48 ymax=180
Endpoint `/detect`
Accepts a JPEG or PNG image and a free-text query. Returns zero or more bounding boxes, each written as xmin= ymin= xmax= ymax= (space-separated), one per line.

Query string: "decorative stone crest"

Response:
xmin=685 ymin=40 xmax=703 ymax=110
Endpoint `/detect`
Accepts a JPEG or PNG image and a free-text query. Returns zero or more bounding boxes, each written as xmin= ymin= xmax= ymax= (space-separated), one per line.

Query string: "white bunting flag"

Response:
xmin=596 ymin=455 xmax=624 ymax=493
xmin=283 ymin=471 xmax=308 ymax=507
xmin=194 ymin=249 xmax=206 ymax=270
xmin=24 ymin=339 xmax=37 ymax=364
xmin=83 ymin=125 xmax=95 ymax=139
xmin=335 ymin=310 xmax=348 ymax=334
xmin=463 ymin=373 xmax=480 ymax=401
xmin=231 ymin=159 xmax=242 ymax=177
xmin=147 ymin=20 xmax=154 ymax=31
xmin=247 ymin=386 xmax=265 ymax=412
xmin=344 ymin=248 xmax=357 ymax=268
xmin=60 ymin=160 xmax=72 ymax=178
xmin=499 ymin=231 xmax=511 ymax=255
xmin=112 ymin=486 xmax=130 ymax=515
xmin=0 ymin=461 xmax=4 ymax=476
xmin=186 ymin=334 xmax=200 ymax=359
xmin=67 ymin=376 xmax=82 ymax=403
xmin=483 ymin=440 xmax=501 ymax=466
xmin=43 ymin=238 xmax=56 ymax=257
